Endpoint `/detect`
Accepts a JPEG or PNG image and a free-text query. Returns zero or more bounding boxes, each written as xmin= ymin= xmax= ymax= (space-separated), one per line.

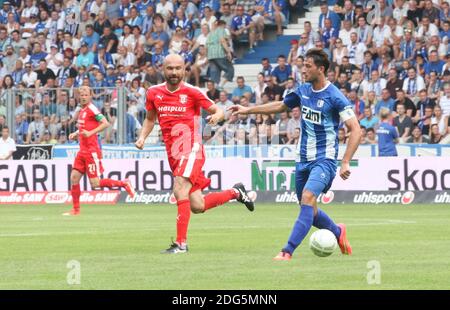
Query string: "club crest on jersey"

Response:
xmin=81 ymin=111 xmax=87 ymax=119
xmin=179 ymin=94 xmax=188 ymax=104
xmin=317 ymin=99 xmax=324 ymax=108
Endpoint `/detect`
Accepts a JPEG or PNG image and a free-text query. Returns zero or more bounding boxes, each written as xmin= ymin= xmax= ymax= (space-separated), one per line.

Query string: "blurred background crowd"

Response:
xmin=0 ymin=0 xmax=449 ymax=151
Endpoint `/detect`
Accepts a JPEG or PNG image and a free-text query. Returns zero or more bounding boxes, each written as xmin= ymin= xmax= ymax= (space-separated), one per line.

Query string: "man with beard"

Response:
xmin=135 ymin=54 xmax=255 ymax=254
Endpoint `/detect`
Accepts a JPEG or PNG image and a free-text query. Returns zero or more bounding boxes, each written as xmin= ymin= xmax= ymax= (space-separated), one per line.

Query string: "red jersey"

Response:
xmin=146 ymin=82 xmax=214 ymax=157
xmin=77 ymin=103 xmax=104 ymax=154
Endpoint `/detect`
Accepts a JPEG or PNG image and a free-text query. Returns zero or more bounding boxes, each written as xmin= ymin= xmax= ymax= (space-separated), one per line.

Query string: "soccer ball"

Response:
xmin=309 ymin=229 xmax=338 ymax=257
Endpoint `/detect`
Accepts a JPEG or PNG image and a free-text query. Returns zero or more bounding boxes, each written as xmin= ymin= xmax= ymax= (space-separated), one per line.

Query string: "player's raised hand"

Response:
xmin=135 ymin=137 xmax=145 ymax=150
xmin=339 ymin=161 xmax=351 ymax=180
xmin=228 ymin=105 xmax=249 ymax=116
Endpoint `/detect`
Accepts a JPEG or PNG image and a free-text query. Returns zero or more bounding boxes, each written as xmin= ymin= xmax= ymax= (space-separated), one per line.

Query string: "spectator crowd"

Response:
xmin=0 ymin=0 xmax=449 ymax=157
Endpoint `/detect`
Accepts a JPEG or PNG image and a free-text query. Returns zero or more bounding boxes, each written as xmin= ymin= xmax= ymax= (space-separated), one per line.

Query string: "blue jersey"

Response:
xmin=283 ymin=82 xmax=354 ymax=163
xmin=376 ymin=122 xmax=398 ymax=156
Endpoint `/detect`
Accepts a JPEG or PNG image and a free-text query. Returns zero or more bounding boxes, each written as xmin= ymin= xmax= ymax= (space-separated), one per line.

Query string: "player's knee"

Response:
xmin=90 ymin=179 xmax=100 ymax=189
xmin=301 ymin=190 xmax=316 ymax=205
xmin=173 ymin=178 xmax=190 ymax=200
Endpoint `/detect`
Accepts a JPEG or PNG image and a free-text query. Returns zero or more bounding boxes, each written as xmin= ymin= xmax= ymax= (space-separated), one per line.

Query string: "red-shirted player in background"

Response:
xmin=65 ymin=86 xmax=136 ymax=216
xmin=135 ymin=54 xmax=255 ymax=254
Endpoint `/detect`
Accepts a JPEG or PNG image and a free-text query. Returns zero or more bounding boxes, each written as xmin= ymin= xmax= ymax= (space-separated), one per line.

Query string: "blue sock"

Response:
xmin=312 ymin=208 xmax=341 ymax=239
xmin=283 ymin=205 xmax=314 ymax=255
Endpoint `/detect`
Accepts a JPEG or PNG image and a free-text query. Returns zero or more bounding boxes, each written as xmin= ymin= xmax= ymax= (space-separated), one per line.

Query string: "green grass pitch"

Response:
xmin=0 ymin=203 xmax=449 ymax=289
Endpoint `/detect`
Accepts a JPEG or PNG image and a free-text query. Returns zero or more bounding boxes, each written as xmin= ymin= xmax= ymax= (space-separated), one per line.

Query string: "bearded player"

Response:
xmin=135 ymin=54 xmax=254 ymax=254
xmin=65 ymin=86 xmax=136 ymax=216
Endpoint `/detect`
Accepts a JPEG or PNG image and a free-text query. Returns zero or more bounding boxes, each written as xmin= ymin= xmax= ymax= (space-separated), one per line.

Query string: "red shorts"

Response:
xmin=169 ymin=143 xmax=211 ymax=193
xmin=73 ymin=151 xmax=104 ymax=179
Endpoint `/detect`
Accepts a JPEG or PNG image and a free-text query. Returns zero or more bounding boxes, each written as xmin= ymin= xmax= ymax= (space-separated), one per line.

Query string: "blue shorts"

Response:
xmin=295 ymin=159 xmax=337 ymax=200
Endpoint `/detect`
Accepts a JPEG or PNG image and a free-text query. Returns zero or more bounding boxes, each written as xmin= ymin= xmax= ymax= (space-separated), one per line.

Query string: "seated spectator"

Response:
xmin=375 ymin=88 xmax=395 ymax=115
xmin=40 ymin=129 xmax=57 ymax=144
xmin=35 ymin=59 xmax=56 ymax=88
xmin=406 ymin=126 xmax=430 ymax=143
xmin=404 ymin=61 xmax=426 ymax=102
xmin=271 ymin=55 xmax=292 ymax=89
xmin=417 ymin=106 xmax=433 ymax=136
xmin=206 ymin=80 xmax=220 ymax=102
xmin=347 ymin=89 xmax=365 ymax=120
xmin=0 ymin=125 xmax=16 ymax=160
xmin=334 ymin=72 xmax=351 ymax=92
xmin=393 ymin=103 xmax=413 ymax=142
xmin=230 ymin=5 xmax=256 ymax=53
xmin=431 ymin=105 xmax=448 ymax=136
xmin=393 ymin=89 xmax=416 ymax=118
xmin=364 ymin=127 xmax=377 ymax=144
xmin=385 ymin=68 xmax=403 ymax=100
xmin=360 ymin=106 xmax=379 ymax=129
xmin=273 ymin=111 xmax=289 ymax=144
xmin=259 ymin=58 xmax=273 ymax=79
xmin=216 ymin=91 xmax=233 ymax=121
xmin=26 ymin=109 xmax=44 ymax=144
xmin=439 ymin=83 xmax=450 ymax=116
xmin=287 ymin=106 xmax=301 ymax=141
xmin=429 ymin=123 xmax=443 ymax=144
xmin=231 ymin=76 xmax=254 ymax=102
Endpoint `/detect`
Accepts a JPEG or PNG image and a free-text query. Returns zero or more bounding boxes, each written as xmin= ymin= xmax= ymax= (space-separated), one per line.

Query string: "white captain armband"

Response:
xmin=339 ymin=107 xmax=356 ymax=122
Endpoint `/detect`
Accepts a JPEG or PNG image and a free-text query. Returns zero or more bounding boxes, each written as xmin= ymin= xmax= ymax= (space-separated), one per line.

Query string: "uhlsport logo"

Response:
xmin=353 ymin=191 xmax=415 ymax=204
xmin=320 ymin=191 xmax=334 ymax=204
xmin=401 ymin=191 xmax=415 ymax=205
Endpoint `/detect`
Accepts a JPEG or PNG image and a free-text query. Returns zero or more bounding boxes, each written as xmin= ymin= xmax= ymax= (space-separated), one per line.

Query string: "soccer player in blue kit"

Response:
xmin=229 ymin=49 xmax=362 ymax=260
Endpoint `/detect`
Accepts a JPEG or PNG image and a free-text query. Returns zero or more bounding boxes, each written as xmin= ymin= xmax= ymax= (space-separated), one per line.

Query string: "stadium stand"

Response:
xmin=1 ymin=0 xmax=450 ymax=151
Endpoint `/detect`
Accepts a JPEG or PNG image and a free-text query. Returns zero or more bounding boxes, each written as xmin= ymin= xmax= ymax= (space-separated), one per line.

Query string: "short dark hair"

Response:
xmin=2 ymin=125 xmax=8 ymax=130
xmin=305 ymin=48 xmax=330 ymax=74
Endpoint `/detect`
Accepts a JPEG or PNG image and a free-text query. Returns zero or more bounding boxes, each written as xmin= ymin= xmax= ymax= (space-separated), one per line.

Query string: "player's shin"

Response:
xmin=71 ymin=184 xmax=81 ymax=211
xmin=176 ymin=199 xmax=191 ymax=246
xmin=203 ymin=189 xmax=238 ymax=211
xmin=313 ymin=208 xmax=342 ymax=239
xmin=283 ymin=205 xmax=314 ymax=255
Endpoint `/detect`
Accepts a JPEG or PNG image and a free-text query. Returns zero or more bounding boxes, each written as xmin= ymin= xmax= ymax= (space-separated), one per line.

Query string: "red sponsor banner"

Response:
xmin=0 ymin=191 xmax=120 ymax=205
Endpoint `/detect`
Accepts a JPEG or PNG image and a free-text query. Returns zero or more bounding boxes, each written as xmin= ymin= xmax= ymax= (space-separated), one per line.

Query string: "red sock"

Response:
xmin=204 ymin=189 xmax=238 ymax=211
xmin=176 ymin=199 xmax=191 ymax=245
xmin=99 ymin=179 xmax=124 ymax=188
xmin=71 ymin=184 xmax=81 ymax=211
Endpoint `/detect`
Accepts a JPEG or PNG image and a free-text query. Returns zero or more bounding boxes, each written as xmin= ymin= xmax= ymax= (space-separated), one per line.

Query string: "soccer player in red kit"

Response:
xmin=135 ymin=54 xmax=254 ymax=254
xmin=64 ymin=86 xmax=136 ymax=216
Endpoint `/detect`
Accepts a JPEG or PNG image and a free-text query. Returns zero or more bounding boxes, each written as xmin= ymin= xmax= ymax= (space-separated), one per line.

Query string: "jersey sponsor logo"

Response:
xmin=179 ymin=94 xmax=188 ymax=104
xmin=302 ymin=106 xmax=322 ymax=125
xmin=157 ymin=105 xmax=187 ymax=113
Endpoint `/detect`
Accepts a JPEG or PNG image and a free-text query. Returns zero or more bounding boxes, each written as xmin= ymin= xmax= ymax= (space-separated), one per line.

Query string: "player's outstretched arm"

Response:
xmin=135 ymin=110 xmax=157 ymax=150
xmin=205 ymin=104 xmax=225 ymax=126
xmin=228 ymin=101 xmax=288 ymax=116
xmin=340 ymin=116 xmax=362 ymax=180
